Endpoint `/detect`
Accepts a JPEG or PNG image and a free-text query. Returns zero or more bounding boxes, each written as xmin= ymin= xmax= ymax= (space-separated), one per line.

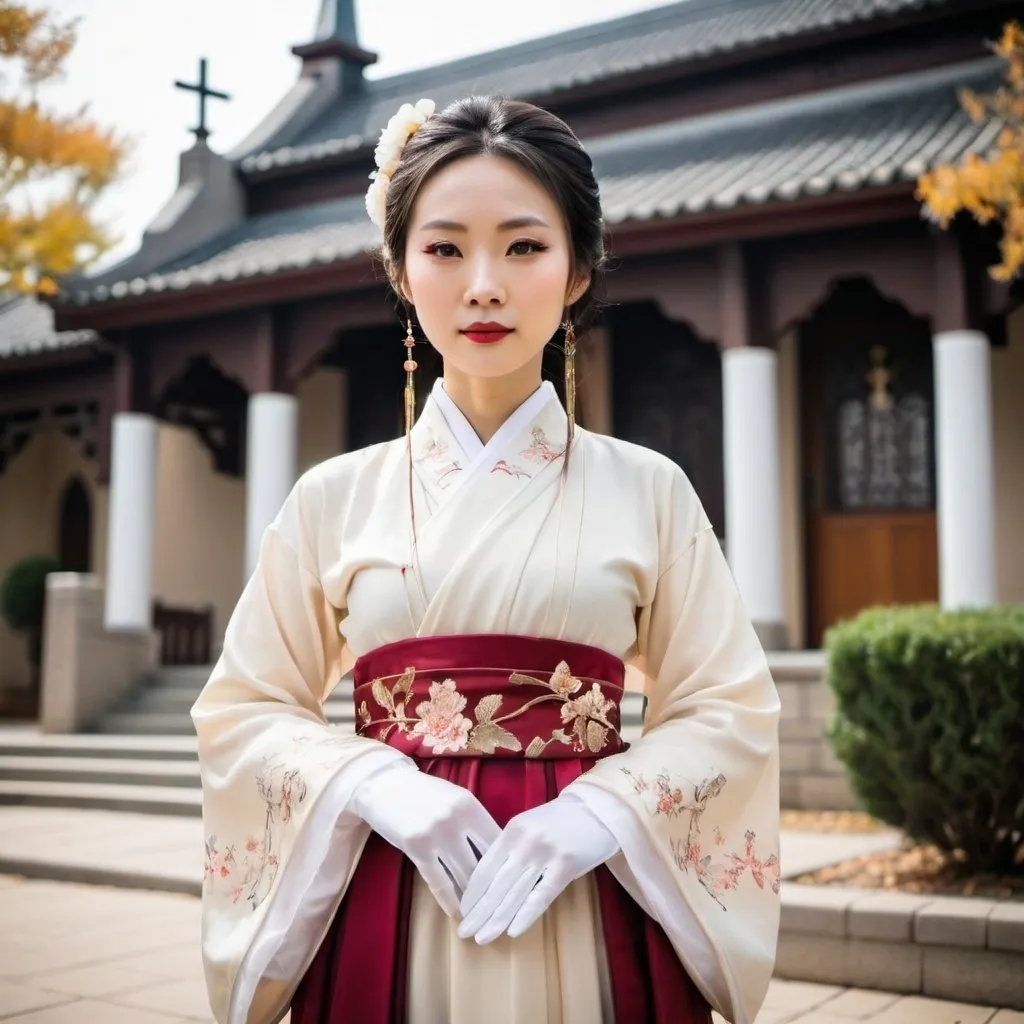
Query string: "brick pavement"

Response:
xmin=0 ymin=805 xmax=903 ymax=896
xmin=0 ymin=875 xmax=1019 ymax=1024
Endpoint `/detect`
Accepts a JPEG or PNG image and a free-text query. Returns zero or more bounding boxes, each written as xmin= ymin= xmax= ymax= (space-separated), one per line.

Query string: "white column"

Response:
xmin=104 ymin=413 xmax=158 ymax=631
xmin=245 ymin=393 xmax=299 ymax=581
xmin=723 ymin=347 xmax=786 ymax=647
xmin=933 ymin=330 xmax=996 ymax=608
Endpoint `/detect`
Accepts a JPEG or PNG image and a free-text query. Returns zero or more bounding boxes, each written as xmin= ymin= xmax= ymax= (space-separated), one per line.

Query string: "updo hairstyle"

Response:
xmin=380 ymin=95 xmax=607 ymax=331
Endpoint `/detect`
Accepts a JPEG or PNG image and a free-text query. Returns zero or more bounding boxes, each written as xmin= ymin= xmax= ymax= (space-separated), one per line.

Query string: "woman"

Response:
xmin=193 ymin=95 xmax=780 ymax=1024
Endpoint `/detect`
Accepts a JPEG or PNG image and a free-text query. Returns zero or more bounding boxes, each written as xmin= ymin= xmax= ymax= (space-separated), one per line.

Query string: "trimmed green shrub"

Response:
xmin=0 ymin=555 xmax=61 ymax=638
xmin=826 ymin=604 xmax=1024 ymax=875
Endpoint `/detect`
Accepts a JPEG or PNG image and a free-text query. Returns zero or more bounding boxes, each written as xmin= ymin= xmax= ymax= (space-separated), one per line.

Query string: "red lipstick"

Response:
xmin=461 ymin=321 xmax=513 ymax=344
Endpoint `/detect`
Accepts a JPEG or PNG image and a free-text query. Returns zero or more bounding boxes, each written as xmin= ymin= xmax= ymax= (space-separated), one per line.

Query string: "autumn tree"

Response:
xmin=917 ymin=21 xmax=1024 ymax=281
xmin=0 ymin=2 xmax=127 ymax=294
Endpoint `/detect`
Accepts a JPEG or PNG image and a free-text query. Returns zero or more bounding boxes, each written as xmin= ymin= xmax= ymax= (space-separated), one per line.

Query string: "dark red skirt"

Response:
xmin=291 ymin=635 xmax=711 ymax=1024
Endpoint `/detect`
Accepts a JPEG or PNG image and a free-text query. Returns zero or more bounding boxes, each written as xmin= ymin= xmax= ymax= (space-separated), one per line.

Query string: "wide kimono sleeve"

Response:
xmin=567 ymin=469 xmax=781 ymax=1024
xmin=190 ymin=470 xmax=412 ymax=1024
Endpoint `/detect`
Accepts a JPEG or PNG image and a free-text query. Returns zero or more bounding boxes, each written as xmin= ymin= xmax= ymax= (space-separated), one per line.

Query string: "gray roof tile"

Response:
xmin=0 ymin=295 xmax=99 ymax=361
xmin=64 ymin=59 xmax=998 ymax=308
xmin=243 ymin=0 xmax=956 ymax=173
xmin=64 ymin=196 xmax=378 ymax=308
xmin=592 ymin=59 xmax=999 ymax=221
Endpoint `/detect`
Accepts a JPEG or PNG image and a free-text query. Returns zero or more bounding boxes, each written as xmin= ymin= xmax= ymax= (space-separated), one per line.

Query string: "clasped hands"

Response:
xmin=353 ymin=765 xmax=618 ymax=944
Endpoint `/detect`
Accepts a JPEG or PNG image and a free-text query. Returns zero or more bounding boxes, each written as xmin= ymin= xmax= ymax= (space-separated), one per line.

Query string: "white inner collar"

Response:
xmin=430 ymin=378 xmax=557 ymax=467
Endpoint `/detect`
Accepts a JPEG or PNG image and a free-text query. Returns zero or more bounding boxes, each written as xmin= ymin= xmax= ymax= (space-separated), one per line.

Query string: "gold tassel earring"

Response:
xmin=562 ymin=317 xmax=576 ymax=452
xmin=403 ymin=318 xmax=418 ymax=436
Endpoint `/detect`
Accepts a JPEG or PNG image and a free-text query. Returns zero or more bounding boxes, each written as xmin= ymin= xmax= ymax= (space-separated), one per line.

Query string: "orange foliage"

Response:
xmin=917 ymin=21 xmax=1024 ymax=281
xmin=0 ymin=2 xmax=128 ymax=294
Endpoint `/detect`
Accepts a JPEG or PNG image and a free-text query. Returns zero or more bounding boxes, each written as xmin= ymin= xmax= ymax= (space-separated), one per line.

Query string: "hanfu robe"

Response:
xmin=192 ymin=378 xmax=781 ymax=1024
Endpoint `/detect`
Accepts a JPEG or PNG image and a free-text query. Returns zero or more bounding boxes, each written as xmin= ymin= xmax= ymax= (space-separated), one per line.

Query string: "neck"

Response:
xmin=441 ymin=360 xmax=543 ymax=444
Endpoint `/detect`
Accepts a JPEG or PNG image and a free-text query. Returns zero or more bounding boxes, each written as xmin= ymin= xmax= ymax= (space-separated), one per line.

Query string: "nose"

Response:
xmin=462 ymin=254 xmax=506 ymax=308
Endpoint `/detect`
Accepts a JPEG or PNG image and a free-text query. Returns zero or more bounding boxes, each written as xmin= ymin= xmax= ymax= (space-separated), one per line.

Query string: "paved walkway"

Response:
xmin=0 ymin=805 xmax=904 ymax=895
xmin=0 ymin=874 xmax=1018 ymax=1024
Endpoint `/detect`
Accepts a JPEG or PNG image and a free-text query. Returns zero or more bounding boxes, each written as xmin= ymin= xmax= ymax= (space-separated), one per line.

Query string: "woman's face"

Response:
xmin=401 ymin=153 xmax=588 ymax=383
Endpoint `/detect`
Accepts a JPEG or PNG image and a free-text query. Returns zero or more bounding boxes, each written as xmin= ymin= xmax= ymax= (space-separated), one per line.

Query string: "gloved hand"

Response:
xmin=352 ymin=763 xmax=501 ymax=918
xmin=457 ymin=794 xmax=619 ymax=944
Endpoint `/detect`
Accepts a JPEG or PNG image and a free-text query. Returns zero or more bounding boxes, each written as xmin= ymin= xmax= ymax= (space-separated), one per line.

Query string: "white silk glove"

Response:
xmin=352 ymin=762 xmax=501 ymax=918
xmin=457 ymin=793 xmax=620 ymax=944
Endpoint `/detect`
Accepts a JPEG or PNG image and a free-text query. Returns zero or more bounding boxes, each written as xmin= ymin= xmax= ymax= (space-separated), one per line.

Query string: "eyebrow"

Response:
xmin=416 ymin=215 xmax=551 ymax=232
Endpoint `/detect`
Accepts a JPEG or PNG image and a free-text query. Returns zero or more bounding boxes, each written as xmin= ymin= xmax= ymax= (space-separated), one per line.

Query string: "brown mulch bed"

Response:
xmin=791 ymin=840 xmax=1024 ymax=901
xmin=781 ymin=810 xmax=1024 ymax=900
xmin=781 ymin=810 xmax=884 ymax=833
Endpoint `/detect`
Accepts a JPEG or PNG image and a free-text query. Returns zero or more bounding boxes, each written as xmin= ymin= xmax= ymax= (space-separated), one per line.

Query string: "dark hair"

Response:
xmin=381 ymin=95 xmax=607 ymax=331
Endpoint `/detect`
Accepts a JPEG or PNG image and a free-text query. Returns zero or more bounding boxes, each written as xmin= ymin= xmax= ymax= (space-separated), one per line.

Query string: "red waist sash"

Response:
xmin=352 ymin=633 xmax=627 ymax=760
xmin=292 ymin=635 xmax=710 ymax=1024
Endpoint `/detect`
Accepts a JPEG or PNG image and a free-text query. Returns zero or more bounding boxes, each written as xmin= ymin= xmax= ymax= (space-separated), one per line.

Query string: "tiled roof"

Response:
xmin=0 ymin=295 xmax=99 ymax=361
xmin=62 ymin=59 xmax=998 ymax=309
xmin=65 ymin=196 xmax=378 ymax=307
xmin=592 ymin=58 xmax=1000 ymax=221
xmin=243 ymin=0 xmax=957 ymax=173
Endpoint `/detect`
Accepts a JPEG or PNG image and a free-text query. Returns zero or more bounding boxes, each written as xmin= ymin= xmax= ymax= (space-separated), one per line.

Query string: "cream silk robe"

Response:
xmin=192 ymin=379 xmax=781 ymax=1024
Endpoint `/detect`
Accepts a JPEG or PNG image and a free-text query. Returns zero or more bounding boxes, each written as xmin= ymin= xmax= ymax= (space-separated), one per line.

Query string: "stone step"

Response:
xmin=97 ymin=712 xmax=198 ymax=736
xmin=767 ymin=650 xmax=827 ymax=682
xmin=0 ymin=730 xmax=198 ymax=760
xmin=0 ymin=756 xmax=200 ymax=788
xmin=118 ymin=685 xmax=358 ymax=717
xmin=97 ymin=707 xmax=356 ymax=736
xmin=0 ymin=780 xmax=202 ymax=816
xmin=143 ymin=665 xmax=215 ymax=688
xmin=124 ymin=689 xmax=203 ymax=712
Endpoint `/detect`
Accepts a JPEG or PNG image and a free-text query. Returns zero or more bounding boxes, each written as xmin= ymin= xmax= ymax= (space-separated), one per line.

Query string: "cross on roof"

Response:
xmin=174 ymin=58 xmax=230 ymax=143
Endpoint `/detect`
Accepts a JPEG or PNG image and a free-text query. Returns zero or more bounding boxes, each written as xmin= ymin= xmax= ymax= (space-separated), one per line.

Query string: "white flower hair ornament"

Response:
xmin=365 ymin=98 xmax=436 ymax=232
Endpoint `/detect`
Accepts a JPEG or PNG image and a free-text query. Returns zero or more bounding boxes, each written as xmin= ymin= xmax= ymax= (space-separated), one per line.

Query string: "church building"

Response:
xmin=1 ymin=0 xmax=1022 ymax=698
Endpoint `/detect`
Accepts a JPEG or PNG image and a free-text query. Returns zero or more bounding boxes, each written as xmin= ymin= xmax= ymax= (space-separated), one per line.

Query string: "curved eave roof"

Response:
xmin=241 ymin=0 xmax=958 ymax=174
xmin=0 ymin=295 xmax=101 ymax=362
xmin=60 ymin=59 xmax=999 ymax=311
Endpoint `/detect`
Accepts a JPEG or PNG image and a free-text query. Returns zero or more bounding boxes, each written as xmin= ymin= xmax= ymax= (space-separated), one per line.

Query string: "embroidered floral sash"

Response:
xmin=352 ymin=634 xmax=626 ymax=760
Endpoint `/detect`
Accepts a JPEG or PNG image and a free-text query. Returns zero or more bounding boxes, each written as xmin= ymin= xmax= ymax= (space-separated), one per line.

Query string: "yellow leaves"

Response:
xmin=994 ymin=19 xmax=1024 ymax=64
xmin=0 ymin=3 xmax=128 ymax=294
xmin=0 ymin=1 xmax=75 ymax=85
xmin=960 ymin=88 xmax=987 ymax=123
xmin=917 ymin=20 xmax=1024 ymax=281
xmin=0 ymin=100 xmax=126 ymax=194
xmin=0 ymin=197 xmax=109 ymax=295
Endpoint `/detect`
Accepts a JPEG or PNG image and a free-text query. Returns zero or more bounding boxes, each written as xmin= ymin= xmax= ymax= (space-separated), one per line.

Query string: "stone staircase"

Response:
xmin=95 ymin=664 xmax=357 ymax=735
xmin=0 ymin=667 xmax=646 ymax=817
xmin=0 ymin=731 xmax=204 ymax=816
xmin=0 ymin=664 xmax=356 ymax=817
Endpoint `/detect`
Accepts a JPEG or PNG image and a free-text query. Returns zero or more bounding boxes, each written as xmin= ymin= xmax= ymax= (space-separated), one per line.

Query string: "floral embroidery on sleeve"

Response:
xmin=204 ymin=756 xmax=308 ymax=909
xmin=620 ymin=767 xmax=779 ymax=909
xmin=203 ymin=733 xmax=354 ymax=909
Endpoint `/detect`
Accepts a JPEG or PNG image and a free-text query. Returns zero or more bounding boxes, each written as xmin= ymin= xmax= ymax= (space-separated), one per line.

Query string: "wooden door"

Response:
xmin=611 ymin=303 xmax=724 ymax=535
xmin=58 ymin=477 xmax=92 ymax=572
xmin=801 ymin=280 xmax=938 ymax=645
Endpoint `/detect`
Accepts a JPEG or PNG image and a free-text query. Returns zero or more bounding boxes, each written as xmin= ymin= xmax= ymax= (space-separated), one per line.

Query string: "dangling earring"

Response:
xmin=562 ymin=316 xmax=576 ymax=452
xmin=403 ymin=318 xmax=417 ymax=436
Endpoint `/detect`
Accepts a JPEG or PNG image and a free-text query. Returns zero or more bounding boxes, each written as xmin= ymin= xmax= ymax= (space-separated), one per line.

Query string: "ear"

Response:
xmin=389 ymin=262 xmax=413 ymax=305
xmin=565 ymin=272 xmax=591 ymax=310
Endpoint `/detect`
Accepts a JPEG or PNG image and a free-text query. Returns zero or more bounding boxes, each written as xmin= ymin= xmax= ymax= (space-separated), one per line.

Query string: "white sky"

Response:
xmin=42 ymin=0 xmax=672 ymax=266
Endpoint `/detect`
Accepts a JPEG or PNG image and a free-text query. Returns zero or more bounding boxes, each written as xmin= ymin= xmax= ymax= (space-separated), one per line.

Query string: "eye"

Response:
xmin=508 ymin=239 xmax=547 ymax=256
xmin=425 ymin=241 xmax=460 ymax=258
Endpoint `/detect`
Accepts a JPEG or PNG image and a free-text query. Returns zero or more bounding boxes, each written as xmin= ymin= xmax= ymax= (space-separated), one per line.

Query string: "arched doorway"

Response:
xmin=800 ymin=279 xmax=938 ymax=644
xmin=609 ymin=302 xmax=724 ymax=535
xmin=58 ymin=476 xmax=92 ymax=572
